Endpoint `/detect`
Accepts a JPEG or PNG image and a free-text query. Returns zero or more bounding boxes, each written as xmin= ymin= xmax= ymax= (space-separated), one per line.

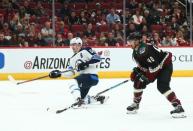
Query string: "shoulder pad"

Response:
xmin=81 ymin=47 xmax=96 ymax=55
xmin=146 ymin=43 xmax=152 ymax=45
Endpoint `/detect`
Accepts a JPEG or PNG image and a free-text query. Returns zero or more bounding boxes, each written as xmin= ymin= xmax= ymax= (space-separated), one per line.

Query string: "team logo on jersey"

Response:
xmin=80 ymin=53 xmax=83 ymax=58
xmin=0 ymin=52 xmax=5 ymax=69
xmin=139 ymin=47 xmax=145 ymax=54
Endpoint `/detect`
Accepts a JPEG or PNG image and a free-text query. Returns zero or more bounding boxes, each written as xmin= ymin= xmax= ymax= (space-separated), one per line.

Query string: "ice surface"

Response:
xmin=0 ymin=77 xmax=193 ymax=131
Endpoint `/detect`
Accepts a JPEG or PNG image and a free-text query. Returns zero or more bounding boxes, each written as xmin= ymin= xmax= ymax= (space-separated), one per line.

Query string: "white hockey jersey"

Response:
xmin=69 ymin=47 xmax=101 ymax=75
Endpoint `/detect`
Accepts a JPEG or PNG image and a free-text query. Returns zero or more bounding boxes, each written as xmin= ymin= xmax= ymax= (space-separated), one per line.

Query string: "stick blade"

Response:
xmin=56 ymin=109 xmax=66 ymax=114
xmin=8 ymin=75 xmax=17 ymax=85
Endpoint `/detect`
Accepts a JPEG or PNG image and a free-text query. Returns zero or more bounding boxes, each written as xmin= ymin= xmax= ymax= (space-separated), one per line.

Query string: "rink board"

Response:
xmin=0 ymin=47 xmax=193 ymax=80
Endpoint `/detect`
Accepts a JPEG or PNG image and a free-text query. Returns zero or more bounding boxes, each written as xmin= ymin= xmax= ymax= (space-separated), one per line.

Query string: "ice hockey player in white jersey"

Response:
xmin=49 ymin=37 xmax=108 ymax=107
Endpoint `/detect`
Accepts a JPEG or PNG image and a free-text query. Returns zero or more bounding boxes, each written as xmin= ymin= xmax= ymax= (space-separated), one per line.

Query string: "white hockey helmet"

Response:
xmin=70 ymin=37 xmax=83 ymax=46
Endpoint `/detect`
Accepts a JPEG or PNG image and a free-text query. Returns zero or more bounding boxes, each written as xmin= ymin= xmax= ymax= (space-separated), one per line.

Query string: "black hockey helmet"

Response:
xmin=128 ymin=32 xmax=141 ymax=41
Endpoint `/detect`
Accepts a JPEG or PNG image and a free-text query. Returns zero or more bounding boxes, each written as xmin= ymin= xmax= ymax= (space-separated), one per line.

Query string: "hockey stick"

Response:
xmin=94 ymin=79 xmax=129 ymax=98
xmin=8 ymin=69 xmax=76 ymax=85
xmin=55 ymin=79 xmax=129 ymax=114
xmin=55 ymin=101 xmax=79 ymax=114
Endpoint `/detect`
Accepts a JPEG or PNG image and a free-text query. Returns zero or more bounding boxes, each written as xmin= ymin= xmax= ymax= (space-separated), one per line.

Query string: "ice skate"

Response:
xmin=95 ymin=95 xmax=109 ymax=104
xmin=126 ymin=103 xmax=139 ymax=114
xmin=73 ymin=97 xmax=86 ymax=109
xmin=170 ymin=105 xmax=186 ymax=118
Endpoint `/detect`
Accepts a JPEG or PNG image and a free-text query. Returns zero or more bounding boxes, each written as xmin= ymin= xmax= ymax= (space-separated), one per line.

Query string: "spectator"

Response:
xmin=81 ymin=36 xmax=88 ymax=46
xmin=98 ymin=32 xmax=107 ymax=46
xmin=164 ymin=25 xmax=175 ymax=37
xmin=113 ymin=24 xmax=124 ymax=45
xmin=170 ymin=17 xmax=180 ymax=31
xmin=22 ymin=0 xmax=34 ymax=16
xmin=9 ymin=13 xmax=20 ymax=31
xmin=0 ymin=0 xmax=189 ymax=47
xmin=26 ymin=22 xmax=37 ymax=38
xmin=0 ymin=32 xmax=11 ymax=47
xmin=131 ymin=9 xmax=143 ymax=27
xmin=21 ymin=17 xmax=30 ymax=31
xmin=0 ymin=14 xmax=5 ymax=30
xmin=1 ymin=23 xmax=12 ymax=40
xmin=126 ymin=0 xmax=138 ymax=10
xmin=141 ymin=33 xmax=150 ymax=43
xmin=33 ymin=1 xmax=45 ymax=18
xmin=18 ymin=0 xmax=34 ymax=19
xmin=19 ymin=6 xmax=27 ymax=19
xmin=79 ymin=10 xmax=89 ymax=25
xmin=115 ymin=32 xmax=124 ymax=46
xmin=59 ymin=2 xmax=71 ymax=21
xmin=149 ymin=3 xmax=161 ymax=24
xmin=141 ymin=25 xmax=151 ymax=36
xmin=171 ymin=7 xmax=184 ymax=25
xmin=83 ymin=23 xmax=97 ymax=46
xmin=104 ymin=32 xmax=119 ymax=47
xmin=106 ymin=8 xmax=121 ymax=26
xmin=64 ymin=32 xmax=73 ymax=46
xmin=151 ymin=32 xmax=161 ymax=46
xmin=56 ymin=21 xmax=69 ymax=39
xmin=126 ymin=23 xmax=139 ymax=40
xmin=41 ymin=21 xmax=54 ymax=45
xmin=27 ymin=34 xmax=38 ymax=47
xmin=13 ymin=23 xmax=26 ymax=38
xmin=68 ymin=11 xmax=80 ymax=25
xmin=36 ymin=32 xmax=47 ymax=47
xmin=17 ymin=35 xmax=28 ymax=47
xmin=9 ymin=0 xmax=20 ymax=10
xmin=1 ymin=0 xmax=10 ymax=8
xmin=9 ymin=33 xmax=20 ymax=47
xmin=96 ymin=13 xmax=107 ymax=26
xmin=161 ymin=34 xmax=177 ymax=46
xmin=113 ymin=24 xmax=123 ymax=38
xmin=95 ymin=2 xmax=107 ymax=15
xmin=143 ymin=9 xmax=153 ymax=28
xmin=89 ymin=9 xmax=97 ymax=25
xmin=83 ymin=23 xmax=95 ymax=38
xmin=55 ymin=33 xmax=65 ymax=47
xmin=176 ymin=30 xmax=189 ymax=46
xmin=94 ymin=5 xmax=104 ymax=24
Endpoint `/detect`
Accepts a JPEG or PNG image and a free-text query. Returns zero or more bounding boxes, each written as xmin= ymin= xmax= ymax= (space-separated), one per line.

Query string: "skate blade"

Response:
xmin=126 ymin=110 xmax=138 ymax=114
xmin=171 ymin=112 xmax=187 ymax=118
xmin=72 ymin=105 xmax=87 ymax=110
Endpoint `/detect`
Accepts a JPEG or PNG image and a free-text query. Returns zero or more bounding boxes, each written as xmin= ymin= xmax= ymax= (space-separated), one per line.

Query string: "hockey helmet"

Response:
xmin=70 ymin=37 xmax=83 ymax=46
xmin=128 ymin=32 xmax=141 ymax=41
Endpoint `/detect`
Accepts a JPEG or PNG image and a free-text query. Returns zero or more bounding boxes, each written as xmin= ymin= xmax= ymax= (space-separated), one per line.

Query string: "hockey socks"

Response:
xmin=133 ymin=89 xmax=143 ymax=104
xmin=127 ymin=89 xmax=143 ymax=114
xmin=164 ymin=90 xmax=186 ymax=118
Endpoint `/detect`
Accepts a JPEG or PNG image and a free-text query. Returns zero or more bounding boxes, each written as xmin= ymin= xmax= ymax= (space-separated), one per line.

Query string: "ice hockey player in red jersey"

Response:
xmin=127 ymin=34 xmax=186 ymax=118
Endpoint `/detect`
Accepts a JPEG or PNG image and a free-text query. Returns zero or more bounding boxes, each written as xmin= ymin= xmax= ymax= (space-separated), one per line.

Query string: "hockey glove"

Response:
xmin=49 ymin=70 xmax=61 ymax=78
xmin=138 ymin=74 xmax=149 ymax=84
xmin=134 ymin=71 xmax=149 ymax=89
xmin=77 ymin=62 xmax=89 ymax=71
xmin=130 ymin=67 xmax=141 ymax=82
xmin=134 ymin=74 xmax=149 ymax=89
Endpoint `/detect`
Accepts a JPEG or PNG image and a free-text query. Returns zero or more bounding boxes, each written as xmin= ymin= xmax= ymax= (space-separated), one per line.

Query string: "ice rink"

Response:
xmin=0 ymin=77 xmax=193 ymax=131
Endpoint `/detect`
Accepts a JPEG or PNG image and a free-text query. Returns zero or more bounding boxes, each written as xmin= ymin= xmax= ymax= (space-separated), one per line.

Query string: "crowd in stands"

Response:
xmin=0 ymin=0 xmax=191 ymax=47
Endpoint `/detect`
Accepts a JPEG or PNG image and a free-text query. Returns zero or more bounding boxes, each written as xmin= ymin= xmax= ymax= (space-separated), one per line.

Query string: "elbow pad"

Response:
xmin=62 ymin=71 xmax=75 ymax=78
